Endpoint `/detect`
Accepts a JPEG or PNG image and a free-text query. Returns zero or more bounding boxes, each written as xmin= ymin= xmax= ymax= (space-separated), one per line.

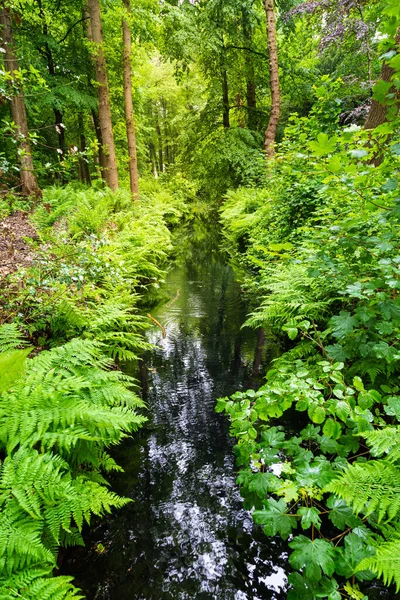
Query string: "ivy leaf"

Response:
xmin=335 ymin=533 xmax=375 ymax=579
xmin=253 ymin=498 xmax=296 ymax=539
xmin=298 ymin=506 xmax=322 ymax=530
xmin=289 ymin=535 xmax=336 ymax=581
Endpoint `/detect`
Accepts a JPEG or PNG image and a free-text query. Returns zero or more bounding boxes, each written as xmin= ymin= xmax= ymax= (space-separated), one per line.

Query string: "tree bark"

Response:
xmin=155 ymin=114 xmax=164 ymax=173
xmin=364 ymin=27 xmax=400 ymax=130
xmin=222 ymin=67 xmax=230 ymax=129
xmin=0 ymin=7 xmax=41 ymax=196
xmin=91 ymin=109 xmax=107 ymax=181
xmin=122 ymin=0 xmax=139 ymax=199
xmin=242 ymin=11 xmax=257 ymax=130
xmin=264 ymin=0 xmax=280 ymax=158
xmin=87 ymin=0 xmax=118 ymax=190
xmin=77 ymin=113 xmax=91 ymax=184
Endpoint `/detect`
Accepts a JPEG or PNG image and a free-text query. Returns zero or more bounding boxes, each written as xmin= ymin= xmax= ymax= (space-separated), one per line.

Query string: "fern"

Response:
xmin=0 ymin=324 xmax=28 ymax=352
xmin=0 ymin=566 xmax=84 ymax=600
xmin=326 ymin=461 xmax=400 ymax=523
xmin=357 ymin=541 xmax=400 ymax=591
xmin=0 ymin=336 xmax=147 ymax=597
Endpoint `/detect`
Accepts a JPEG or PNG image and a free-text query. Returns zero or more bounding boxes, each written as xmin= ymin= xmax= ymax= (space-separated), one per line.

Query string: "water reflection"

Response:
xmin=62 ymin=223 xmax=287 ymax=599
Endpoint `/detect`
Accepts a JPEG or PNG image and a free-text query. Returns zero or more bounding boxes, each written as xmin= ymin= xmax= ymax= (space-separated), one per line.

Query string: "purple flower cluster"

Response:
xmin=340 ymin=100 xmax=371 ymax=124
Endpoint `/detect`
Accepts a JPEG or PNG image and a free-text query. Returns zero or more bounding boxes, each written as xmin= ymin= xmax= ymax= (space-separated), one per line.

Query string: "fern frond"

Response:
xmin=326 ymin=460 xmax=400 ymax=522
xmin=0 ymin=324 xmax=28 ymax=352
xmin=357 ymin=540 xmax=400 ymax=591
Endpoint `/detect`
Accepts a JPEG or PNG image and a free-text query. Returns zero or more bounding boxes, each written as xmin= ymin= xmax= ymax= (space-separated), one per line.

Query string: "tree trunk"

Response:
xmin=77 ymin=113 xmax=91 ymax=184
xmin=87 ymin=0 xmax=118 ymax=190
xmin=0 ymin=7 xmax=41 ymax=196
xmin=91 ymin=109 xmax=107 ymax=182
xmin=264 ymin=0 xmax=280 ymax=158
xmin=364 ymin=27 xmax=400 ymax=130
xmin=122 ymin=0 xmax=139 ymax=199
xmin=242 ymin=11 xmax=257 ymax=130
xmin=155 ymin=115 xmax=164 ymax=173
xmin=222 ymin=67 xmax=230 ymax=129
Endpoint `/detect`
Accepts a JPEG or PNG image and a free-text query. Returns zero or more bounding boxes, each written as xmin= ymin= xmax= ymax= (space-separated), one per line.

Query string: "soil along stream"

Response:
xmin=62 ymin=223 xmax=288 ymax=599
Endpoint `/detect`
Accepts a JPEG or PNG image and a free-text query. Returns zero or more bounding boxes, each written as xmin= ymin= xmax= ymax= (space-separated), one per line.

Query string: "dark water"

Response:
xmin=62 ymin=223 xmax=288 ymax=599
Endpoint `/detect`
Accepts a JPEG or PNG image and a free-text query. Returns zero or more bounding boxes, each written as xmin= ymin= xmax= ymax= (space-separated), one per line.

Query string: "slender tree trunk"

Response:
xmin=264 ymin=0 xmax=280 ymax=158
xmin=37 ymin=0 xmax=66 ymax=161
xmin=364 ymin=27 xmax=400 ymax=130
xmin=91 ymin=109 xmax=107 ymax=181
xmin=155 ymin=114 xmax=164 ymax=173
xmin=0 ymin=7 xmax=41 ymax=196
xmin=242 ymin=11 xmax=257 ymax=130
xmin=122 ymin=0 xmax=139 ymax=199
xmin=222 ymin=66 xmax=230 ymax=129
xmin=77 ymin=113 xmax=91 ymax=184
xmin=87 ymin=0 xmax=118 ymax=190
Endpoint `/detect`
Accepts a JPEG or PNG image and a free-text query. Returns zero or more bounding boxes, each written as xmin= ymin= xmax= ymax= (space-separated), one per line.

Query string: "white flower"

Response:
xmin=56 ymin=148 xmax=63 ymax=154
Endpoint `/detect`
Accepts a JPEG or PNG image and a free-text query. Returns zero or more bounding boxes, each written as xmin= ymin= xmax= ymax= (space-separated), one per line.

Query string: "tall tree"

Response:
xmin=0 ymin=5 xmax=41 ymax=196
xmin=364 ymin=27 xmax=400 ymax=130
xmin=87 ymin=0 xmax=119 ymax=190
xmin=264 ymin=0 xmax=280 ymax=158
xmin=122 ymin=0 xmax=139 ymax=199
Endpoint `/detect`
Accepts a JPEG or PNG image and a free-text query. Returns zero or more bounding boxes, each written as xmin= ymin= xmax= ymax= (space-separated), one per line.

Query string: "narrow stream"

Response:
xmin=62 ymin=223 xmax=288 ymax=599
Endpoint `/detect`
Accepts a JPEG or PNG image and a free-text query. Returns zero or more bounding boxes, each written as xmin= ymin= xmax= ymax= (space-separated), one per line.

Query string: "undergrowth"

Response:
xmin=218 ymin=35 xmax=400 ymax=600
xmin=0 ymin=177 xmax=193 ymax=597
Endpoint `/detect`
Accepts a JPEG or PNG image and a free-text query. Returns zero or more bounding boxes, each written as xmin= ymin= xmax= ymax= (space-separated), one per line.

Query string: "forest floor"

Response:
xmin=0 ymin=211 xmax=37 ymax=278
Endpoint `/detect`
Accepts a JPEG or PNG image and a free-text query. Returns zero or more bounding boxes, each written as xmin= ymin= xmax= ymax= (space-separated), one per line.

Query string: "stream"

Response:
xmin=62 ymin=222 xmax=288 ymax=599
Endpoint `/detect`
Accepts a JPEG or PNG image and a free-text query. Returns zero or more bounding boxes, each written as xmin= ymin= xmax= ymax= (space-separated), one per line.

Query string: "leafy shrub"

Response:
xmin=218 ymin=33 xmax=400 ymax=597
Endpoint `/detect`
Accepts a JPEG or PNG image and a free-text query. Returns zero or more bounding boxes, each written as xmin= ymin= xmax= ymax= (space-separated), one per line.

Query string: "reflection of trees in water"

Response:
xmin=61 ymin=221 xmax=288 ymax=600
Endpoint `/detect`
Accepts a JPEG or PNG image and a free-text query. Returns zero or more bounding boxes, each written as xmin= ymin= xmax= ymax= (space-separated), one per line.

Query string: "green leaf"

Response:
xmin=326 ymin=496 xmax=362 ymax=530
xmin=289 ymin=535 xmax=336 ymax=581
xmin=308 ymin=404 xmax=326 ymax=424
xmin=353 ymin=377 xmax=364 ymax=392
xmin=335 ymin=533 xmax=375 ymax=579
xmin=298 ymin=506 xmax=322 ymax=530
xmin=0 ymin=348 xmax=32 ymax=393
xmin=384 ymin=397 xmax=400 ymax=421
xmin=323 ymin=419 xmax=342 ymax=440
xmin=248 ymin=472 xmax=274 ymax=497
xmin=309 ymin=133 xmax=337 ymax=156
xmin=253 ymin=498 xmax=296 ymax=540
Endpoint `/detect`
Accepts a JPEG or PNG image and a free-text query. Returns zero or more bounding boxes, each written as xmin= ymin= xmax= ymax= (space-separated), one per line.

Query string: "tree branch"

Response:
xmin=226 ymin=44 xmax=268 ymax=60
xmin=57 ymin=17 xmax=89 ymax=44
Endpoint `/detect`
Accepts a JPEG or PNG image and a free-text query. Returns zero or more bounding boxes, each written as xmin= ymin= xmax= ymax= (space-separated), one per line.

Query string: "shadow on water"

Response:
xmin=61 ymin=221 xmax=288 ymax=599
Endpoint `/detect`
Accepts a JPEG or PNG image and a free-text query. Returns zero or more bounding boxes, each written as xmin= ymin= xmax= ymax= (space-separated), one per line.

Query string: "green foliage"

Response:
xmin=0 ymin=332 xmax=146 ymax=598
xmin=218 ymin=5 xmax=400 ymax=597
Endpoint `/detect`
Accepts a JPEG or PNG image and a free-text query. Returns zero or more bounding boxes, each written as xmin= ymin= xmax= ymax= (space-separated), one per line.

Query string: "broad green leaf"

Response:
xmin=309 ymin=133 xmax=337 ymax=156
xmin=335 ymin=533 xmax=375 ymax=579
xmin=253 ymin=498 xmax=296 ymax=540
xmin=298 ymin=506 xmax=322 ymax=530
xmin=289 ymin=535 xmax=336 ymax=581
xmin=326 ymin=496 xmax=362 ymax=530
xmin=323 ymin=419 xmax=342 ymax=440
xmin=308 ymin=404 xmax=326 ymax=424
